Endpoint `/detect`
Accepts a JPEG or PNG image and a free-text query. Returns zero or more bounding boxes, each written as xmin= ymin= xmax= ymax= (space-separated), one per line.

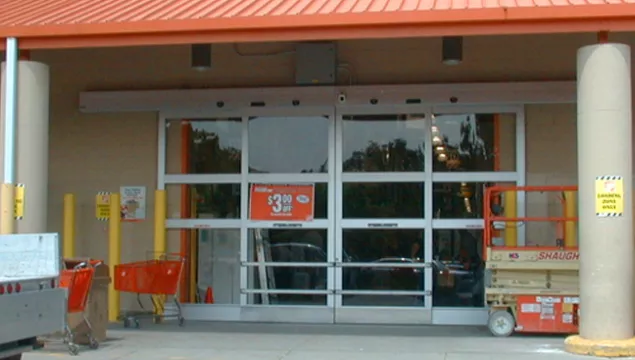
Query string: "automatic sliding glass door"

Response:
xmin=334 ymin=112 xmax=432 ymax=324
xmin=428 ymin=106 xmax=524 ymax=325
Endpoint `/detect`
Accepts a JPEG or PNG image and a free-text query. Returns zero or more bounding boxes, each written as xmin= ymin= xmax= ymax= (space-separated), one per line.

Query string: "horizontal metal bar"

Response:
xmin=246 ymin=220 xmax=329 ymax=229
xmin=338 ymin=290 xmax=430 ymax=296
xmin=166 ymin=219 xmax=241 ymax=229
xmin=241 ymin=289 xmax=330 ymax=295
xmin=242 ymin=262 xmax=332 ymax=267
xmin=489 ymin=217 xmax=577 ymax=222
xmin=336 ymin=262 xmax=430 ymax=268
xmin=432 ymin=172 xmax=518 ymax=183
xmin=247 ymin=173 xmax=329 ymax=183
xmin=341 ymin=173 xmax=426 ymax=183
xmin=164 ymin=174 xmax=241 ymax=184
xmin=340 ymin=219 xmax=426 ymax=229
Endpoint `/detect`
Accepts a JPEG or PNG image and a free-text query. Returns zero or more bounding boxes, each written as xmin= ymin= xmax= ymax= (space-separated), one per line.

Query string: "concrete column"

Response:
xmin=0 ymin=61 xmax=50 ymax=233
xmin=565 ymin=43 xmax=635 ymax=356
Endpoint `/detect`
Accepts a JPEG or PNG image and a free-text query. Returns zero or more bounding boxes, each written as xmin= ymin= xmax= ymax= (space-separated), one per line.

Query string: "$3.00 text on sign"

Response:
xmin=249 ymin=184 xmax=315 ymax=221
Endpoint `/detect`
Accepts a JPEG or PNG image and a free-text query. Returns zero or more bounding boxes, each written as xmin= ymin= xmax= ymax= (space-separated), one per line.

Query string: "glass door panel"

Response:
xmin=335 ymin=110 xmax=432 ymax=322
xmin=244 ymin=228 xmax=331 ymax=306
xmin=432 ymin=229 xmax=485 ymax=308
xmin=430 ymin=112 xmax=516 ymax=172
xmin=339 ymin=229 xmax=426 ymax=307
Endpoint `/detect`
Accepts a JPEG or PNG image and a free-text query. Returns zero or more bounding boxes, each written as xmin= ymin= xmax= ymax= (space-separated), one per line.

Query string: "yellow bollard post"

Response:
xmin=153 ymin=190 xmax=167 ymax=318
xmin=108 ymin=193 xmax=121 ymax=323
xmin=503 ymin=190 xmax=517 ymax=247
xmin=563 ymin=191 xmax=578 ymax=248
xmin=0 ymin=183 xmax=15 ymax=234
xmin=63 ymin=194 xmax=76 ymax=258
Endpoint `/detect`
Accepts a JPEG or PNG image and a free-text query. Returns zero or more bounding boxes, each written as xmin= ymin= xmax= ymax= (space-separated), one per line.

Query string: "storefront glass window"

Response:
xmin=167 ymin=184 xmax=241 ymax=219
xmin=342 ymin=182 xmax=424 ymax=218
xmin=432 ymin=229 xmax=485 ymax=308
xmin=431 ymin=113 xmax=516 ymax=172
xmin=342 ymin=114 xmax=425 ymax=172
xmin=166 ymin=118 xmax=242 ymax=174
xmin=248 ymin=116 xmax=329 ymax=173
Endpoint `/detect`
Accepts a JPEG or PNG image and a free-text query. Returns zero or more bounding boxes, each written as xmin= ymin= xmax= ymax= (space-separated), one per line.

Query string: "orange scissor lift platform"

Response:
xmin=484 ymin=185 xmax=580 ymax=337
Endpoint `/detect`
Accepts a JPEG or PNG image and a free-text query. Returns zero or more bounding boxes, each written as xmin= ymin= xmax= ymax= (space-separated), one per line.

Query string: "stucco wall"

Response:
xmin=2 ymin=32 xmax=631 ymax=309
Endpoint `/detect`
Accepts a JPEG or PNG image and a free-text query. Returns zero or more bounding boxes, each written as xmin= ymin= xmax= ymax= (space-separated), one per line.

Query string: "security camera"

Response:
xmin=337 ymin=93 xmax=347 ymax=104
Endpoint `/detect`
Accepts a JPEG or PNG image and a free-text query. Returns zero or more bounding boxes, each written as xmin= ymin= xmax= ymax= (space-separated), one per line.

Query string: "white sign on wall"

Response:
xmin=120 ymin=186 xmax=146 ymax=222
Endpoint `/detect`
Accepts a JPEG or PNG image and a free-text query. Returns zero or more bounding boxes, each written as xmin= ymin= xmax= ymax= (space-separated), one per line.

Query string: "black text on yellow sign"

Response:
xmin=95 ymin=192 xmax=111 ymax=221
xmin=14 ymin=184 xmax=25 ymax=220
xmin=595 ymin=176 xmax=624 ymax=217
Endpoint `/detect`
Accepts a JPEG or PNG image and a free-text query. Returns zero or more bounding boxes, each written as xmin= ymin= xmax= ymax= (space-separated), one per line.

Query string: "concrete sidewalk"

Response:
xmin=25 ymin=322 xmax=630 ymax=359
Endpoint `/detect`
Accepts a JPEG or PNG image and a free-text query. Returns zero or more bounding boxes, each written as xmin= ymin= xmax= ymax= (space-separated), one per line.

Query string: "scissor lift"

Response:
xmin=484 ymin=185 xmax=580 ymax=336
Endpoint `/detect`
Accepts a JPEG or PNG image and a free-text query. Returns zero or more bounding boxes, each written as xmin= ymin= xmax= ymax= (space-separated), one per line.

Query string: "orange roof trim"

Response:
xmin=1 ymin=0 xmax=635 ymax=49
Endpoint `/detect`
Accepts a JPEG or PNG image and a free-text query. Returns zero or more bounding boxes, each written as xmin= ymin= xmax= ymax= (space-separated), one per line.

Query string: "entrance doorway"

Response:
xmin=162 ymin=104 xmax=525 ymax=325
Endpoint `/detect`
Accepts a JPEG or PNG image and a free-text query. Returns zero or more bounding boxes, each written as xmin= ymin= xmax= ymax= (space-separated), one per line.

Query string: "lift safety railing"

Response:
xmin=483 ymin=185 xmax=579 ymax=261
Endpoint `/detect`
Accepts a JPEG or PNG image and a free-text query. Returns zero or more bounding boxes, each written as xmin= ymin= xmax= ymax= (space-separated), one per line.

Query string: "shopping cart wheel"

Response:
xmin=178 ymin=317 xmax=185 ymax=327
xmin=89 ymin=337 xmax=99 ymax=350
xmin=68 ymin=343 xmax=80 ymax=356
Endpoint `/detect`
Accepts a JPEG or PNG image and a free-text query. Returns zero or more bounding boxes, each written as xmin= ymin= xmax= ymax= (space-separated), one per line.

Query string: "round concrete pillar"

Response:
xmin=1 ymin=61 xmax=50 ymax=233
xmin=566 ymin=43 xmax=635 ymax=357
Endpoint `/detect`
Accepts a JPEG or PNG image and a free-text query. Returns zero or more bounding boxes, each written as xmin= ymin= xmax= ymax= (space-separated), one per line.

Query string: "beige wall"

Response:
xmin=3 ymin=32 xmax=631 ymax=308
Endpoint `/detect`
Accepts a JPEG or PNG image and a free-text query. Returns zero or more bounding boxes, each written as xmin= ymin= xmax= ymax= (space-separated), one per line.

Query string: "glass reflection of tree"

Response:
xmin=195 ymin=184 xmax=239 ymax=218
xmin=190 ymin=128 xmax=241 ymax=174
xmin=344 ymin=139 xmax=424 ymax=172
xmin=342 ymin=138 xmax=423 ymax=262
xmin=433 ymin=115 xmax=494 ymax=172
xmin=343 ymin=138 xmax=423 ymax=219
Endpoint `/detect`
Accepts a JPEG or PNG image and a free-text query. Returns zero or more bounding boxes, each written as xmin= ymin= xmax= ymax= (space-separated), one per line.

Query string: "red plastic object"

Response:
xmin=59 ymin=267 xmax=95 ymax=313
xmin=114 ymin=258 xmax=184 ymax=295
xmin=515 ymin=295 xmax=579 ymax=334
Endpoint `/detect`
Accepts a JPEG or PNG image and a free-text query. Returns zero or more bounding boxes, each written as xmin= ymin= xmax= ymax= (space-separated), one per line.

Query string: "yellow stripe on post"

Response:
xmin=108 ymin=193 xmax=121 ymax=323
xmin=0 ymin=184 xmax=15 ymax=234
xmin=154 ymin=190 xmax=167 ymax=256
xmin=63 ymin=193 xmax=76 ymax=258
xmin=503 ymin=190 xmax=517 ymax=247
xmin=563 ymin=191 xmax=578 ymax=248
xmin=153 ymin=190 xmax=167 ymax=318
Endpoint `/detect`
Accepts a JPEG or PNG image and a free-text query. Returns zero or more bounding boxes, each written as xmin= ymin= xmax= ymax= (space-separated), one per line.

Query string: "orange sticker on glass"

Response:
xmin=249 ymin=184 xmax=315 ymax=221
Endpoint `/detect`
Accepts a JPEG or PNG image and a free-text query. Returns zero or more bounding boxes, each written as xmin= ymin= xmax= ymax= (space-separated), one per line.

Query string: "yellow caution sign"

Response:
xmin=96 ymin=192 xmax=111 ymax=221
xmin=595 ymin=176 xmax=624 ymax=217
xmin=14 ymin=184 xmax=24 ymax=220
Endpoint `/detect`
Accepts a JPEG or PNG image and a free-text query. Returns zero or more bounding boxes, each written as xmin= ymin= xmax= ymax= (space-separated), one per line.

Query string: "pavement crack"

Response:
xmin=277 ymin=348 xmax=293 ymax=360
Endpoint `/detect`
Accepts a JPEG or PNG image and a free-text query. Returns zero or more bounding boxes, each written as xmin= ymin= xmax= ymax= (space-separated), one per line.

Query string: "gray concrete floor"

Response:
xmin=25 ymin=322 xmax=633 ymax=359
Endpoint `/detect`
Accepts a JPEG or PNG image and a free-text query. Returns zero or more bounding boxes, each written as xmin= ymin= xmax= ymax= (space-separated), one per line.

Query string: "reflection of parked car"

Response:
xmin=268 ymin=243 xmax=356 ymax=290
xmin=360 ymin=257 xmax=424 ymax=290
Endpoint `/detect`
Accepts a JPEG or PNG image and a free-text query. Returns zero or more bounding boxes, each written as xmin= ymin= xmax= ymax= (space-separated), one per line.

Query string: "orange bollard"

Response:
xmin=204 ymin=286 xmax=214 ymax=304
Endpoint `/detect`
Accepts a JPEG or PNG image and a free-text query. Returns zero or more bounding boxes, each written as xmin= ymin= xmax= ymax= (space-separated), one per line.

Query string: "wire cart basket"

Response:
xmin=59 ymin=261 xmax=100 ymax=356
xmin=114 ymin=253 xmax=185 ymax=328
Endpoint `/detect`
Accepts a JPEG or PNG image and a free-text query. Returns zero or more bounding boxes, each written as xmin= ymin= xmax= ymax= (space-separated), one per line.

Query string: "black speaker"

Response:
xmin=191 ymin=44 xmax=211 ymax=70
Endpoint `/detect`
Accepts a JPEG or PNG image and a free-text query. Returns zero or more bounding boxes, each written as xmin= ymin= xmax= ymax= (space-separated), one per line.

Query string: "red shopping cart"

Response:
xmin=114 ymin=253 xmax=185 ymax=328
xmin=59 ymin=261 xmax=100 ymax=356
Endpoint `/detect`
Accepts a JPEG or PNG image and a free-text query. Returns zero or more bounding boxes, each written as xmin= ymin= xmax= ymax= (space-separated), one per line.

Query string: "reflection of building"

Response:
xmin=2 ymin=2 xmax=623 ymax=340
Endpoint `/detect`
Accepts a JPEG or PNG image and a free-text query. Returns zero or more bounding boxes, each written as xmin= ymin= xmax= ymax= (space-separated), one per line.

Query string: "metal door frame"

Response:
xmin=334 ymin=105 xmax=432 ymax=324
xmin=427 ymin=104 xmax=525 ymax=325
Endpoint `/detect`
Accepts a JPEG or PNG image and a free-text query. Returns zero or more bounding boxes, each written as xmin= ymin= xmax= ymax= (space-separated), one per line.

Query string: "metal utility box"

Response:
xmin=515 ymin=295 xmax=579 ymax=334
xmin=294 ymin=42 xmax=337 ymax=85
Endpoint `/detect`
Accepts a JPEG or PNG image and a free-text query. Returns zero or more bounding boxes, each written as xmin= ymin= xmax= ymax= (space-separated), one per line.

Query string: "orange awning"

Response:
xmin=1 ymin=0 xmax=635 ymax=50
